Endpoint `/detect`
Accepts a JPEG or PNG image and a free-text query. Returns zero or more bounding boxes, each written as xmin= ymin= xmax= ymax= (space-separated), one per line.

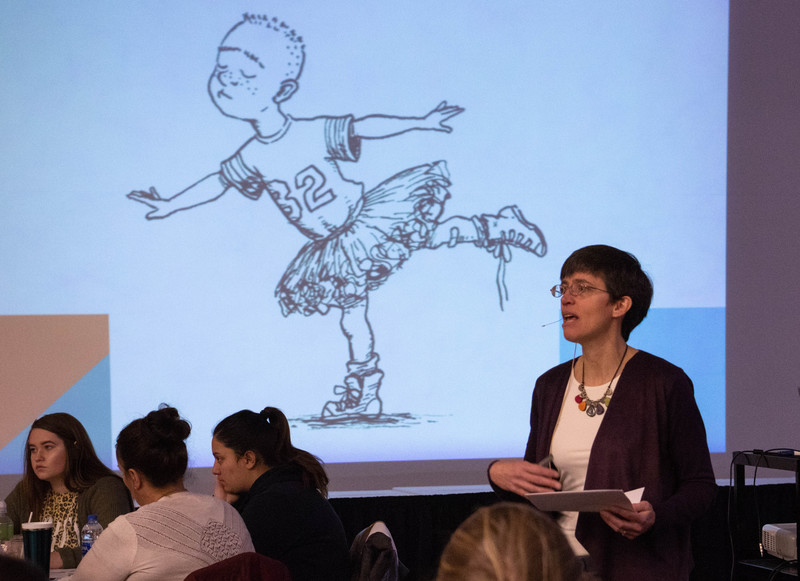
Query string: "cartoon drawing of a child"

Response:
xmin=128 ymin=14 xmax=546 ymax=420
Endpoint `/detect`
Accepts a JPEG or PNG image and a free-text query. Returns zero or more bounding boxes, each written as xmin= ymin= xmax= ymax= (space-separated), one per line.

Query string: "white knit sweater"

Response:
xmin=69 ymin=492 xmax=254 ymax=581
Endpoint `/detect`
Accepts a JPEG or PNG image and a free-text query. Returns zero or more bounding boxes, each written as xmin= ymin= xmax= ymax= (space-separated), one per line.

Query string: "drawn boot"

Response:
xmin=321 ymin=355 xmax=384 ymax=418
xmin=474 ymin=205 xmax=547 ymax=261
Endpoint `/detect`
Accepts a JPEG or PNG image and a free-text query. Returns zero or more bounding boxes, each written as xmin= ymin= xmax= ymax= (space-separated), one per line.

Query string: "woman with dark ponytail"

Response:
xmin=71 ymin=406 xmax=253 ymax=581
xmin=212 ymin=407 xmax=349 ymax=581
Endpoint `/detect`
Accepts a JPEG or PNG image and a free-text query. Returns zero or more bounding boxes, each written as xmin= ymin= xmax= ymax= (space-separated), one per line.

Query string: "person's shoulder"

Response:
xmin=80 ymin=475 xmax=129 ymax=506
xmin=216 ymin=494 xmax=248 ymax=519
xmin=88 ymin=475 xmax=126 ymax=492
xmin=250 ymin=481 xmax=304 ymax=504
xmin=5 ymin=479 xmax=24 ymax=499
xmin=244 ymin=473 xmax=309 ymax=513
xmin=164 ymin=490 xmax=213 ymax=505
xmin=628 ymin=350 xmax=693 ymax=391
xmin=188 ymin=491 xmax=231 ymax=509
xmin=102 ymin=507 xmax=136 ymax=539
xmin=536 ymin=359 xmax=572 ymax=385
xmin=171 ymin=491 xmax=243 ymax=517
xmin=4 ymin=480 xmax=26 ymax=515
xmin=630 ymin=350 xmax=686 ymax=376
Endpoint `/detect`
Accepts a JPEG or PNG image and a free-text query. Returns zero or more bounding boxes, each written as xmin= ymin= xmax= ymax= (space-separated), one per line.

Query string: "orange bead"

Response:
xmin=578 ymin=401 xmax=587 ymax=412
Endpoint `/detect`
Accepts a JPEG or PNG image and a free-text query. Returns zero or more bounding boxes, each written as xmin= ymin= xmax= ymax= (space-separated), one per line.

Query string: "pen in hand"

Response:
xmin=537 ymin=454 xmax=560 ymax=483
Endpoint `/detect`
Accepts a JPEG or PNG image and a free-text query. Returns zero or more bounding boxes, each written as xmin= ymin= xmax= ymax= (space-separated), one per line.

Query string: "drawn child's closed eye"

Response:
xmin=208 ymin=50 xmax=273 ymax=117
xmin=207 ymin=17 xmax=305 ymax=121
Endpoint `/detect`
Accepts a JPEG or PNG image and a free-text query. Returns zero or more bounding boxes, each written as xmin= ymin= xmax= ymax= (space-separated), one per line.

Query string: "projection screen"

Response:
xmin=0 ymin=1 xmax=728 ymax=488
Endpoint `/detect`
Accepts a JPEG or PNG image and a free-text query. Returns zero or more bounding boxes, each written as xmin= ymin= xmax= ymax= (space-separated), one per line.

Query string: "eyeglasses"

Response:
xmin=550 ymin=282 xmax=611 ymax=298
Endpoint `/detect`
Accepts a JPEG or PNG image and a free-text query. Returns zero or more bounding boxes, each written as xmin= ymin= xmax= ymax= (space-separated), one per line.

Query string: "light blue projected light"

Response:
xmin=0 ymin=2 xmax=727 ymax=470
xmin=560 ymin=308 xmax=725 ymax=453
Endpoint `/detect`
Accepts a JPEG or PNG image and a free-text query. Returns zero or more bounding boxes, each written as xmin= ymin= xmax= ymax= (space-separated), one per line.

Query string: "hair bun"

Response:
xmin=144 ymin=405 xmax=191 ymax=443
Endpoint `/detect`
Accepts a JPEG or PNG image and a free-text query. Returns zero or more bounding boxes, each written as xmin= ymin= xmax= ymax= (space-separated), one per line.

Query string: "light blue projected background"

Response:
xmin=0 ymin=1 xmax=727 ymax=473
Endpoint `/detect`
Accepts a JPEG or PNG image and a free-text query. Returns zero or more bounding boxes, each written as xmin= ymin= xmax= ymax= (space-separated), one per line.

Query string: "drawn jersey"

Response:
xmin=220 ymin=115 xmax=364 ymax=240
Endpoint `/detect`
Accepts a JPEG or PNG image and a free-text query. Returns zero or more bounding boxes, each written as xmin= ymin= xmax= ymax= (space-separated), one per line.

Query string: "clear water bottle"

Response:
xmin=80 ymin=514 xmax=104 ymax=556
xmin=0 ymin=500 xmax=13 ymax=542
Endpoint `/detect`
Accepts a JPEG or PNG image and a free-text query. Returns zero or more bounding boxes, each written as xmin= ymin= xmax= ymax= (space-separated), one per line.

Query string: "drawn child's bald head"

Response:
xmin=209 ymin=14 xmax=306 ymax=120
xmin=222 ymin=13 xmax=305 ymax=81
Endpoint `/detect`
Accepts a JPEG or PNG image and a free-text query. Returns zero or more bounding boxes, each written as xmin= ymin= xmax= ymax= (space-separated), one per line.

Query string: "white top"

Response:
xmin=550 ymin=369 xmax=619 ymax=556
xmin=69 ymin=491 xmax=254 ymax=581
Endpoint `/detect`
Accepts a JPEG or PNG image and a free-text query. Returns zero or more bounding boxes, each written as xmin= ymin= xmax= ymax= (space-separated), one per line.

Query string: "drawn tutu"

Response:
xmin=276 ymin=161 xmax=451 ymax=316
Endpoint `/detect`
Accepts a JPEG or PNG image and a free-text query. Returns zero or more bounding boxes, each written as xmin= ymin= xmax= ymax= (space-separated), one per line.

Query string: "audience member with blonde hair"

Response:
xmin=436 ymin=502 xmax=584 ymax=581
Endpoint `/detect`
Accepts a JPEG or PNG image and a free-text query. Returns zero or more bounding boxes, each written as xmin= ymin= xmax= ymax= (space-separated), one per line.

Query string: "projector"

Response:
xmin=762 ymin=523 xmax=797 ymax=561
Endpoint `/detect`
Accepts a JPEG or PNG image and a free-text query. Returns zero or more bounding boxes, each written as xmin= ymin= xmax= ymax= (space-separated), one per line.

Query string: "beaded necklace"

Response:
xmin=573 ymin=344 xmax=628 ymax=417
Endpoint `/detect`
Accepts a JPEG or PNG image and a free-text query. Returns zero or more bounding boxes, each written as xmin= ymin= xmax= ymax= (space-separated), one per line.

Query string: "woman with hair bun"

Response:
xmin=212 ymin=406 xmax=349 ymax=581
xmin=4 ymin=412 xmax=132 ymax=569
xmin=71 ymin=405 xmax=253 ymax=581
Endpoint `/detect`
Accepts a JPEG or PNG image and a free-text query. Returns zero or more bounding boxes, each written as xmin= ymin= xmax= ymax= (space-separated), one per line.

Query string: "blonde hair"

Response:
xmin=436 ymin=502 xmax=583 ymax=581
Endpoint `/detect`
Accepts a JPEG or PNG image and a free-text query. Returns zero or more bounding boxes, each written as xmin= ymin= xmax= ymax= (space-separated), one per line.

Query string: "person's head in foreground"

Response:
xmin=436 ymin=502 xmax=584 ymax=581
xmin=115 ymin=405 xmax=191 ymax=504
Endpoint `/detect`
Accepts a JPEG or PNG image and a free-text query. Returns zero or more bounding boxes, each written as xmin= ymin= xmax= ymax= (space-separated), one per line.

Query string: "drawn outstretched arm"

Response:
xmin=353 ymin=101 xmax=464 ymax=140
xmin=127 ymin=173 xmax=229 ymax=220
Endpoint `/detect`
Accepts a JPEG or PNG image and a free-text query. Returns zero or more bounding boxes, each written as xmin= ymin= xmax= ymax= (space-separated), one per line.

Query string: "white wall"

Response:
xmin=721 ymin=0 xmax=800 ymax=479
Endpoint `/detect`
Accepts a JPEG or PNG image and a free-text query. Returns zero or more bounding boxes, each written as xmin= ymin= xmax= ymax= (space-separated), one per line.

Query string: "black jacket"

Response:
xmin=234 ymin=463 xmax=349 ymax=581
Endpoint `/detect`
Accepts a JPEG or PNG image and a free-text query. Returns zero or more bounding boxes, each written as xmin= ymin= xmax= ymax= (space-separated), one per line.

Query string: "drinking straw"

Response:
xmin=28 ymin=512 xmax=33 ymax=523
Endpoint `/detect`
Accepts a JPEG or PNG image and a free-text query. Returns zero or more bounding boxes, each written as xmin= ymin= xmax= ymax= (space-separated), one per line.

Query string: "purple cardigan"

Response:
xmin=508 ymin=351 xmax=716 ymax=580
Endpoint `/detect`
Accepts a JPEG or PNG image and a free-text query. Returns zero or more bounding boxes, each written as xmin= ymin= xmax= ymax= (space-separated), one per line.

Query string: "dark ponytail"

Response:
xmin=116 ymin=405 xmax=191 ymax=487
xmin=214 ymin=407 xmax=329 ymax=497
